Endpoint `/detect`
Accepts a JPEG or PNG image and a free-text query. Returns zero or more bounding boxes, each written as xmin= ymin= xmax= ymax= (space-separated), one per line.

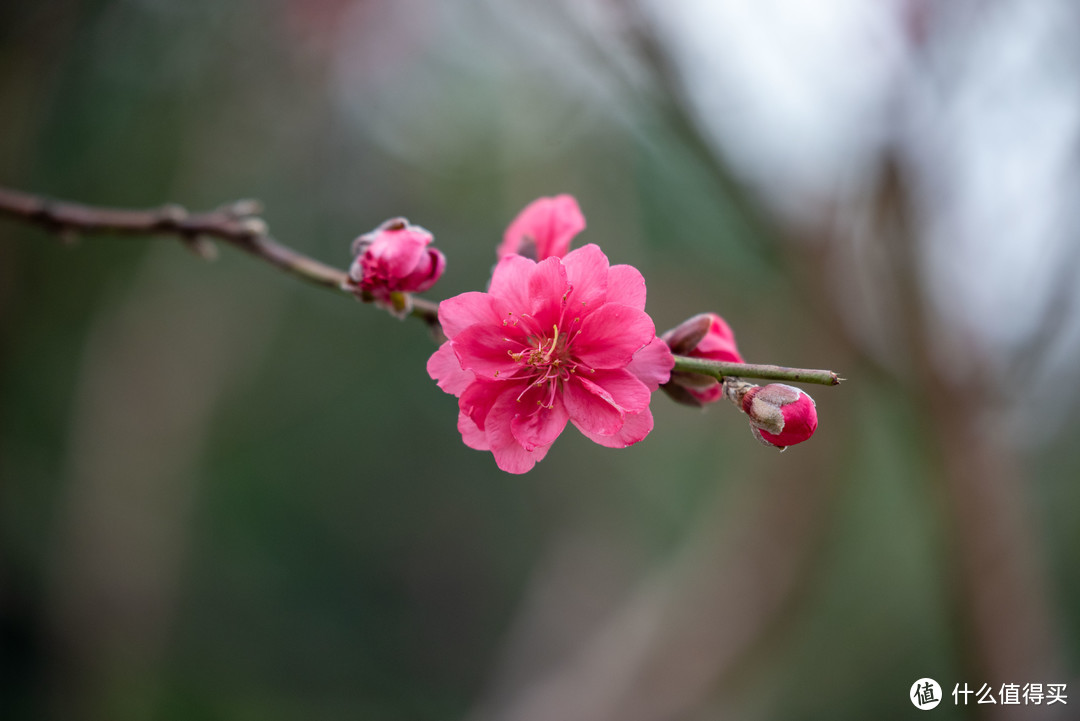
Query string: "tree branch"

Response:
xmin=0 ymin=185 xmax=442 ymax=330
xmin=672 ymin=355 xmax=841 ymax=387
xmin=1 ymin=185 xmax=840 ymax=386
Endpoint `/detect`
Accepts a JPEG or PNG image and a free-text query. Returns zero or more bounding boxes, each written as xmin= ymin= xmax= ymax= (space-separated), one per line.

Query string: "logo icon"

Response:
xmin=911 ymin=678 xmax=942 ymax=710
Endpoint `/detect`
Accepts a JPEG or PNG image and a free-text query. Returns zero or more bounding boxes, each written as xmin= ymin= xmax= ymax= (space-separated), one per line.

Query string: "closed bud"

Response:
xmin=734 ymin=382 xmax=818 ymax=450
xmin=660 ymin=312 xmax=744 ymax=405
xmin=662 ymin=313 xmax=713 ymax=355
xmin=346 ymin=217 xmax=446 ymax=317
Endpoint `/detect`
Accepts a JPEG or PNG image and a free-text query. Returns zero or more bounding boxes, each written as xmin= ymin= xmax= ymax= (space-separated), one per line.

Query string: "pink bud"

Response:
xmin=740 ymin=383 xmax=818 ymax=450
xmin=660 ymin=312 xmax=744 ymax=405
xmin=347 ymin=217 xmax=446 ymax=315
xmin=497 ymin=195 xmax=585 ymax=261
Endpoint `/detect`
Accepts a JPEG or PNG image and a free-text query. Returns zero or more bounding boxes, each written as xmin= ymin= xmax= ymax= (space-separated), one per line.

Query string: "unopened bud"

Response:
xmin=660 ymin=312 xmax=744 ymax=405
xmin=662 ymin=313 xmax=713 ymax=355
xmin=346 ymin=217 xmax=446 ymax=317
xmin=730 ymin=382 xmax=817 ymax=451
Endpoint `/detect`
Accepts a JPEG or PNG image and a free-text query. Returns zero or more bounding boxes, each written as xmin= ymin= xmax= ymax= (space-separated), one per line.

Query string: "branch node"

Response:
xmin=238 ymin=217 xmax=268 ymax=237
xmin=180 ymin=235 xmax=219 ymax=261
xmin=158 ymin=203 xmax=189 ymax=227
xmin=222 ymin=199 xmax=263 ymax=217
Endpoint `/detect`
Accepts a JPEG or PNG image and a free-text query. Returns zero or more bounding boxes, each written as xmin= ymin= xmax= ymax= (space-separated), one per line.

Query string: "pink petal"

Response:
xmin=459 ymin=378 xmax=508 ymax=432
xmin=687 ymin=383 xmax=723 ymax=404
xmin=576 ymin=408 xmax=654 ymax=448
xmin=625 ymin=337 xmax=675 ymax=391
xmin=695 ymin=313 xmax=744 ymax=363
xmin=452 ymin=324 xmax=528 ymax=380
xmin=498 ymin=195 xmax=585 ymax=260
xmin=488 ymin=254 xmax=535 ymax=310
xmin=606 ymin=264 xmax=647 ymax=311
xmin=562 ymin=375 xmax=623 ymax=437
xmin=758 ymin=391 xmax=818 ymax=447
xmin=528 ymin=256 xmax=570 ymax=330
xmin=485 ymin=391 xmax=551 ymax=474
xmin=369 ymin=227 xmax=429 ymax=280
xmin=399 ymin=247 xmax=446 ymax=294
xmin=427 ymin=341 xmax=473 ymax=396
xmin=439 ymin=292 xmax=504 ymax=339
xmin=561 ymin=244 xmax=609 ymax=313
xmin=584 ymin=368 xmax=652 ymax=415
xmin=572 ymin=304 xmax=656 ymax=370
xmin=457 ymin=410 xmax=490 ymax=450
xmin=510 ymin=388 xmax=569 ymax=451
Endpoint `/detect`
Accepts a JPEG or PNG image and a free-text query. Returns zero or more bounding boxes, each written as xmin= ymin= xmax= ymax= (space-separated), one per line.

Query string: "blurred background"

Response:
xmin=2 ymin=1 xmax=1079 ymax=719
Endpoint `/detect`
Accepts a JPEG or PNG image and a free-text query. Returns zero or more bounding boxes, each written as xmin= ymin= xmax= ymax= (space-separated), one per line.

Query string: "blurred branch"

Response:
xmin=536 ymin=0 xmax=781 ymax=267
xmin=615 ymin=0 xmax=782 ymax=263
xmin=0 ymin=185 xmax=442 ymax=330
xmin=872 ymin=151 xmax=1062 ymax=717
xmin=556 ymin=3 xmax=1063 ymax=718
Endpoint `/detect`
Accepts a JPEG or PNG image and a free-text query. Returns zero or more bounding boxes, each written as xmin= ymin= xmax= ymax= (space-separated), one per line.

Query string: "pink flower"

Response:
xmin=427 ymin=244 xmax=674 ymax=473
xmin=740 ymin=384 xmax=818 ymax=450
xmin=347 ymin=217 xmax=446 ymax=315
xmin=497 ymin=195 xmax=586 ymax=261
xmin=661 ymin=312 xmax=744 ymax=405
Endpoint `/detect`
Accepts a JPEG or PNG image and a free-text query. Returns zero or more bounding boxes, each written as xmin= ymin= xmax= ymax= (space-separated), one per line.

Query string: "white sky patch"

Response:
xmin=645 ymin=0 xmax=907 ymax=207
xmin=915 ymin=0 xmax=1080 ymax=372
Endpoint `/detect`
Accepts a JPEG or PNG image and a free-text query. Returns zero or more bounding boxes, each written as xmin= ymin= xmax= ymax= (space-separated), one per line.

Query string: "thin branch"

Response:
xmin=672 ymin=355 xmax=841 ymax=387
xmin=2 ymin=185 xmax=840 ymax=384
xmin=0 ymin=185 xmax=442 ymax=330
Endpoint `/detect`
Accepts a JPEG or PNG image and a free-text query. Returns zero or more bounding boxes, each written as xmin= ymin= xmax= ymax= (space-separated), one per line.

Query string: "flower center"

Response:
xmin=507 ymin=321 xmax=583 ymax=408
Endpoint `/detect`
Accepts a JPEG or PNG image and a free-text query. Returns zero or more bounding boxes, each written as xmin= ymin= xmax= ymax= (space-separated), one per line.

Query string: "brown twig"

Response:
xmin=0 ymin=185 xmax=442 ymax=330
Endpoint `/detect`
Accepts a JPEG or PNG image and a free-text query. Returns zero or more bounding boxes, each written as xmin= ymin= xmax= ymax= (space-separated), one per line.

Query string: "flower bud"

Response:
xmin=738 ymin=383 xmax=817 ymax=450
xmin=347 ymin=217 xmax=446 ymax=316
xmin=660 ymin=313 xmax=744 ymax=405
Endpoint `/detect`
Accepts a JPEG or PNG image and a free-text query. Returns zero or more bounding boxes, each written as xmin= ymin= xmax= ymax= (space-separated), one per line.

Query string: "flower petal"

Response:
xmin=427 ymin=341 xmax=473 ymax=396
xmin=606 ymin=264 xmax=647 ymax=311
xmin=459 ymin=378 xmax=508 ymax=432
xmin=561 ymin=244 xmax=609 ymax=314
xmin=562 ymin=375 xmax=623 ymax=437
xmin=400 ymin=247 xmax=446 ymax=294
xmin=687 ymin=383 xmax=723 ymax=404
xmin=625 ymin=337 xmax=675 ymax=391
xmin=439 ymin=292 xmax=504 ymax=339
xmin=695 ymin=313 xmax=743 ymax=363
xmin=369 ymin=226 xmax=429 ymax=280
xmin=572 ymin=304 xmax=655 ymax=369
xmin=457 ymin=410 xmax=490 ymax=450
xmin=576 ymin=407 xmax=654 ymax=448
xmin=510 ymin=388 xmax=569 ymax=452
xmin=498 ymin=195 xmax=585 ymax=260
xmin=585 ymin=368 xmax=652 ymax=415
xmin=452 ymin=324 xmax=528 ymax=380
xmin=488 ymin=254 xmax=535 ymax=310
xmin=486 ymin=390 xmax=551 ymax=473
xmin=528 ymin=256 xmax=569 ymax=330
